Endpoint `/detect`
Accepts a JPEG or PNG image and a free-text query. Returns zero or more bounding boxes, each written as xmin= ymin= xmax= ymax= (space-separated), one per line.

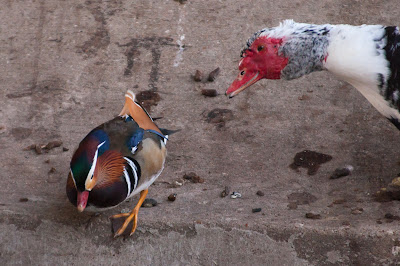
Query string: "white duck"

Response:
xmin=226 ymin=20 xmax=400 ymax=128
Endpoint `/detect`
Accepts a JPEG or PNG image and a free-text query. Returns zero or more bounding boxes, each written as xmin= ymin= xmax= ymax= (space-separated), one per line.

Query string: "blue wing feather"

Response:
xmin=127 ymin=128 xmax=144 ymax=152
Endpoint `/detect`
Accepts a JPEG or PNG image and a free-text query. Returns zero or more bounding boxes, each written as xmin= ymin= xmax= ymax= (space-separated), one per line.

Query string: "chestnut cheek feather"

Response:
xmin=94 ymin=151 xmax=125 ymax=189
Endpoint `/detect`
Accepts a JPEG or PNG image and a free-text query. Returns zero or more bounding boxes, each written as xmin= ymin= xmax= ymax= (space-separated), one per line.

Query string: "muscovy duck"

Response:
xmin=66 ymin=90 xmax=168 ymax=237
xmin=226 ymin=20 xmax=400 ymax=128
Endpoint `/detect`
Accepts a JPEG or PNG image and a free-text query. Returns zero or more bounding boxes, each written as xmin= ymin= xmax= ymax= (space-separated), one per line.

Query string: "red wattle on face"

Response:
xmin=226 ymin=36 xmax=288 ymax=98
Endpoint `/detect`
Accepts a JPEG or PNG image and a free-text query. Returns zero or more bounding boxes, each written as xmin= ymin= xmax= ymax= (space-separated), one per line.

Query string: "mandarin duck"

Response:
xmin=226 ymin=20 xmax=400 ymax=129
xmin=66 ymin=90 xmax=168 ymax=237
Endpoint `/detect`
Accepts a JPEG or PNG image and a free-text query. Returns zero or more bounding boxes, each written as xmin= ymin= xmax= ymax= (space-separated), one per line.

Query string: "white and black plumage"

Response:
xmin=226 ymin=20 xmax=400 ymax=129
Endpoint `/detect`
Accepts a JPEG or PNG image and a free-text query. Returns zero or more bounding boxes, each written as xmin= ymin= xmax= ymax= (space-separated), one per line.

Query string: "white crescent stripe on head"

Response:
xmin=70 ymin=169 xmax=77 ymax=188
xmin=85 ymin=141 xmax=106 ymax=190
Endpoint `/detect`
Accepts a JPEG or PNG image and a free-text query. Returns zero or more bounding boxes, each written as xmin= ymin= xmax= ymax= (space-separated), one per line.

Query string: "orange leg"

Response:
xmin=111 ymin=189 xmax=148 ymax=237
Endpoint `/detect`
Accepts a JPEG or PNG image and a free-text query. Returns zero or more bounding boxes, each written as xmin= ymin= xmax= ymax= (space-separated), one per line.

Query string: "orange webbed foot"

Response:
xmin=111 ymin=189 xmax=148 ymax=238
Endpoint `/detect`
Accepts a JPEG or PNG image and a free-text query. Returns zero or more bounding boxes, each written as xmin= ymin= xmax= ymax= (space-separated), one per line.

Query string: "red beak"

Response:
xmin=77 ymin=191 xmax=89 ymax=212
xmin=226 ymin=70 xmax=262 ymax=98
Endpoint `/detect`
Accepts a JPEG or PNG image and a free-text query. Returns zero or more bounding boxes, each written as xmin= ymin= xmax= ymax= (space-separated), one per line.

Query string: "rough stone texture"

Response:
xmin=1 ymin=0 xmax=400 ymax=265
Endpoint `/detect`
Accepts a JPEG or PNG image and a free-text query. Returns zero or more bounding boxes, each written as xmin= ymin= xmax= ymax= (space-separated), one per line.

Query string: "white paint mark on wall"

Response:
xmin=173 ymin=6 xmax=186 ymax=67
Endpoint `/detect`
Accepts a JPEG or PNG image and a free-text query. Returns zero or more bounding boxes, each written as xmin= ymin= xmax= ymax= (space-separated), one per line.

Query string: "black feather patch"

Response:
xmin=89 ymin=181 xmax=128 ymax=208
xmin=160 ymin=128 xmax=181 ymax=136
xmin=383 ymin=26 xmax=400 ymax=111
xmin=388 ymin=117 xmax=400 ymax=130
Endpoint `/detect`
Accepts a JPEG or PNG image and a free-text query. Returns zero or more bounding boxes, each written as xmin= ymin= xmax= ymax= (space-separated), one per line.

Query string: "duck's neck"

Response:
xmin=323 ymin=24 xmax=389 ymax=90
xmin=281 ymin=23 xmax=400 ymax=126
xmin=280 ymin=24 xmax=390 ymax=86
xmin=279 ymin=24 xmax=332 ymax=80
xmin=323 ymin=24 xmax=400 ymax=124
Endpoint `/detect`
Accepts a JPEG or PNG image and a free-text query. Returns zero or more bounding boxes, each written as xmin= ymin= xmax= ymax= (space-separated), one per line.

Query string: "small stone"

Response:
xmin=35 ymin=145 xmax=43 ymax=154
xmin=63 ymin=147 xmax=69 ymax=152
xmin=201 ymin=89 xmax=217 ymax=97
xmin=374 ymin=177 xmax=400 ymax=202
xmin=351 ymin=208 xmax=363 ymax=215
xmin=142 ymin=198 xmax=157 ymax=207
xmin=45 ymin=140 xmax=63 ymax=150
xmin=193 ymin=70 xmax=203 ymax=82
xmin=183 ymin=172 xmax=204 ymax=183
xmin=390 ymin=177 xmax=400 ymax=187
xmin=341 ymin=221 xmax=351 ymax=226
xmin=252 ymin=208 xmax=262 ymax=213
xmin=23 ymin=144 xmax=35 ymax=151
xmin=207 ymin=67 xmax=220 ymax=82
xmin=377 ymin=219 xmax=383 ymax=224
xmin=385 ymin=213 xmax=394 ymax=219
xmin=19 ymin=198 xmax=29 ymax=202
xmin=174 ymin=0 xmax=187 ymax=4
xmin=25 ymin=140 xmax=63 ymax=154
xmin=374 ymin=188 xmax=393 ymax=202
xmin=169 ymin=178 xmax=185 ymax=188
xmin=220 ymin=186 xmax=230 ymax=198
xmin=298 ymin=95 xmax=310 ymax=101
xmin=44 ymin=159 xmax=50 ymax=164
xmin=173 ymin=180 xmax=183 ymax=187
xmin=332 ymin=198 xmax=347 ymax=205
xmin=230 ymin=192 xmax=241 ymax=199
xmin=168 ymin=193 xmax=177 ymax=202
xmin=305 ymin=213 xmax=321 ymax=219
xmin=48 ymin=167 xmax=56 ymax=174
xmin=256 ymin=190 xmax=265 ymax=196
xmin=330 ymin=165 xmax=353 ymax=179
xmin=384 ymin=213 xmax=400 ymax=220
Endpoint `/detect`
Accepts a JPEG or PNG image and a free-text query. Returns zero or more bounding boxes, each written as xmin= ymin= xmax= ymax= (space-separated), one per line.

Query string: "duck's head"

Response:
xmin=226 ymin=36 xmax=288 ymax=98
xmin=67 ymin=130 xmax=110 ymax=212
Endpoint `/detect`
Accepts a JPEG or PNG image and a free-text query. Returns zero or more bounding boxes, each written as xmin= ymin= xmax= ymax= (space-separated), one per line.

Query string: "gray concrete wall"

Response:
xmin=1 ymin=0 xmax=400 ymax=265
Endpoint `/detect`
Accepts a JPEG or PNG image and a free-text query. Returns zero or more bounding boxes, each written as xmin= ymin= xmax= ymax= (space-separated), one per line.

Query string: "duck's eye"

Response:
xmin=240 ymin=71 xmax=245 ymax=76
xmin=257 ymin=45 xmax=264 ymax=52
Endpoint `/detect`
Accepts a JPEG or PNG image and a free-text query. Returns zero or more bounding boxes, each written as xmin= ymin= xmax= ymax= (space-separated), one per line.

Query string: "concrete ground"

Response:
xmin=1 ymin=0 xmax=400 ymax=265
